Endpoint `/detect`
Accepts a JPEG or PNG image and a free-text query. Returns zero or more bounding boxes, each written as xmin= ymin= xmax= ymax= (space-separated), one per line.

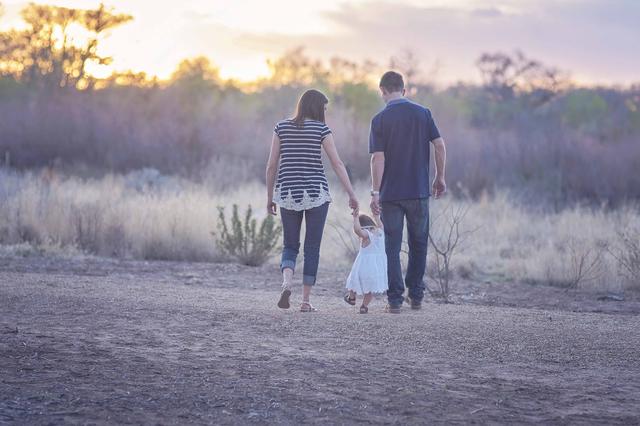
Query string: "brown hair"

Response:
xmin=292 ymin=89 xmax=328 ymax=127
xmin=379 ymin=71 xmax=404 ymax=93
xmin=359 ymin=214 xmax=377 ymax=228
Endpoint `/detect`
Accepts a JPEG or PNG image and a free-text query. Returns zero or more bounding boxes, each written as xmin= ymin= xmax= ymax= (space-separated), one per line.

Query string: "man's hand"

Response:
xmin=370 ymin=194 xmax=381 ymax=215
xmin=267 ymin=199 xmax=277 ymax=215
xmin=432 ymin=176 xmax=446 ymax=199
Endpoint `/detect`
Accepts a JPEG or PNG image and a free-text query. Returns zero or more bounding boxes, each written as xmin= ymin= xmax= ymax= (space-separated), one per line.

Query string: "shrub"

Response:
xmin=609 ymin=226 xmax=640 ymax=289
xmin=428 ymin=204 xmax=477 ymax=301
xmin=214 ymin=204 xmax=281 ymax=266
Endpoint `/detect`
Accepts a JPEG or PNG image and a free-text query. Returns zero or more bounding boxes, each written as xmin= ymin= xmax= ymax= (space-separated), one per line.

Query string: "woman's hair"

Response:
xmin=359 ymin=213 xmax=377 ymax=229
xmin=292 ymin=89 xmax=328 ymax=127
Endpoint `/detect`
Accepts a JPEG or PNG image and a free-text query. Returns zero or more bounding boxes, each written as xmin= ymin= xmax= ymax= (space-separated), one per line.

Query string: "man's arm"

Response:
xmin=430 ymin=137 xmax=446 ymax=198
xmin=370 ymin=152 xmax=385 ymax=214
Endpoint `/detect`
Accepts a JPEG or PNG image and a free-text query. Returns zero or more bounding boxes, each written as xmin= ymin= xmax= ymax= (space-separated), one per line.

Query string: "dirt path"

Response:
xmin=1 ymin=257 xmax=640 ymax=425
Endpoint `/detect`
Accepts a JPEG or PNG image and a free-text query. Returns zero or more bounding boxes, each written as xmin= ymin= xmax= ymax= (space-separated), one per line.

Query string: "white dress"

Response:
xmin=346 ymin=228 xmax=388 ymax=295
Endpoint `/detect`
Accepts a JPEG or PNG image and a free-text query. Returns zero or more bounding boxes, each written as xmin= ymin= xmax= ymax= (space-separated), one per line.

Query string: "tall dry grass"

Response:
xmin=0 ymin=168 xmax=638 ymax=291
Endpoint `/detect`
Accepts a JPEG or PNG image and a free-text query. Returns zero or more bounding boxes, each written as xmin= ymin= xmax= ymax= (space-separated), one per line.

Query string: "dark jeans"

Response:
xmin=280 ymin=202 xmax=329 ymax=286
xmin=381 ymin=198 xmax=429 ymax=306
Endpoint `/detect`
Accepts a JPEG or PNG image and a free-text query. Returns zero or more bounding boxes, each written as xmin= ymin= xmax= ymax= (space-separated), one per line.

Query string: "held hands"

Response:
xmin=348 ymin=194 xmax=359 ymax=216
xmin=432 ymin=176 xmax=447 ymax=199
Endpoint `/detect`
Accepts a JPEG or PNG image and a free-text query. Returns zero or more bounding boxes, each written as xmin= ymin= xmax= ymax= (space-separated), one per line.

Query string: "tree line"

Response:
xmin=1 ymin=2 xmax=639 ymax=208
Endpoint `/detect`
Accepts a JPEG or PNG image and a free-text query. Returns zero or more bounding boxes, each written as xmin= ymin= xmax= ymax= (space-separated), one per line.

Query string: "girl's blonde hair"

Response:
xmin=359 ymin=213 xmax=377 ymax=229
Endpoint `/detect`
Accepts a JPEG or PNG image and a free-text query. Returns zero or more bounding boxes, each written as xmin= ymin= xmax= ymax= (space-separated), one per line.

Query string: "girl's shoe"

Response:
xmin=343 ymin=293 xmax=356 ymax=306
xmin=359 ymin=305 xmax=368 ymax=314
xmin=300 ymin=301 xmax=317 ymax=312
xmin=277 ymin=286 xmax=291 ymax=309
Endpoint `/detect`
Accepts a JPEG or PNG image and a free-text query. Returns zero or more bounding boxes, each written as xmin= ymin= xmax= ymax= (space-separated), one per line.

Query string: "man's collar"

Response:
xmin=386 ymin=97 xmax=409 ymax=106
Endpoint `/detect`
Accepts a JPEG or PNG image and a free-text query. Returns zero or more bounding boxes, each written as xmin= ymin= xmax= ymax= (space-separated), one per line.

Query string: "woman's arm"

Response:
xmin=265 ymin=132 xmax=280 ymax=215
xmin=322 ymin=134 xmax=358 ymax=213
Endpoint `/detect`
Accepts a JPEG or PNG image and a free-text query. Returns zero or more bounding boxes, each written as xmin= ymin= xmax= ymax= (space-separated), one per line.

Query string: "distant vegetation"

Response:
xmin=1 ymin=3 xmax=640 ymax=208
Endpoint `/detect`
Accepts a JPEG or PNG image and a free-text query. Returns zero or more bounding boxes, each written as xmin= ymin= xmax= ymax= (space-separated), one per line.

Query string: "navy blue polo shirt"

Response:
xmin=369 ymin=98 xmax=441 ymax=202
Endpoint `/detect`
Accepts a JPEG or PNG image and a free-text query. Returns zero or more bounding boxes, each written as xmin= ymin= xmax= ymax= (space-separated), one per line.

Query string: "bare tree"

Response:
xmin=608 ymin=227 xmax=640 ymax=289
xmin=0 ymin=3 xmax=132 ymax=89
xmin=428 ymin=204 xmax=477 ymax=301
xmin=329 ymin=220 xmax=359 ymax=262
xmin=565 ymin=238 xmax=606 ymax=289
xmin=476 ymin=50 xmax=568 ymax=105
xmin=266 ymin=46 xmax=328 ymax=87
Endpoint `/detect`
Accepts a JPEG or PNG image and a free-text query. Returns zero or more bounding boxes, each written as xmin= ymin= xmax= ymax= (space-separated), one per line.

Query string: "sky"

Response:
xmin=1 ymin=0 xmax=639 ymax=85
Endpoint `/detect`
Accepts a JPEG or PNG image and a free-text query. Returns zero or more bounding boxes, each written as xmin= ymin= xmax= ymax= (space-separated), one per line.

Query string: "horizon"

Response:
xmin=1 ymin=0 xmax=639 ymax=87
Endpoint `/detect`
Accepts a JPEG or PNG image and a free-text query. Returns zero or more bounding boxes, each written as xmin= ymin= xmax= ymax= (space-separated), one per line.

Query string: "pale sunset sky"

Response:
xmin=1 ymin=0 xmax=639 ymax=85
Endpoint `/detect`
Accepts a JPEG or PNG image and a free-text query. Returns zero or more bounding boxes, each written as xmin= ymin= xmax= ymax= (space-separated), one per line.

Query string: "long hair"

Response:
xmin=292 ymin=89 xmax=328 ymax=127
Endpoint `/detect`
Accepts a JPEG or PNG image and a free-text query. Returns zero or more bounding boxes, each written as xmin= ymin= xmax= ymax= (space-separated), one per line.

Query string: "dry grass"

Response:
xmin=0 ymin=168 xmax=638 ymax=292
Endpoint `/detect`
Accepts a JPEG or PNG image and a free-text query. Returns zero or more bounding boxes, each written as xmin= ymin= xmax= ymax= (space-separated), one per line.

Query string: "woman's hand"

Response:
xmin=267 ymin=199 xmax=277 ymax=216
xmin=348 ymin=194 xmax=359 ymax=215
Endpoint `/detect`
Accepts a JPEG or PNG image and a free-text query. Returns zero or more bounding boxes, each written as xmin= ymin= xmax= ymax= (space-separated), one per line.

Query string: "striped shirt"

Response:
xmin=273 ymin=119 xmax=332 ymax=211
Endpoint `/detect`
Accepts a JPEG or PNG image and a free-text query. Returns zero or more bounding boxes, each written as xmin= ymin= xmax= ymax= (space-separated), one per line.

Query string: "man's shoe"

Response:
xmin=384 ymin=304 xmax=401 ymax=314
xmin=406 ymin=295 xmax=422 ymax=310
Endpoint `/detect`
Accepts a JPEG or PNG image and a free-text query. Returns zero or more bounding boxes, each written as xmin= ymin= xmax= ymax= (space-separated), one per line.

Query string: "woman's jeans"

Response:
xmin=381 ymin=198 xmax=430 ymax=306
xmin=279 ymin=202 xmax=329 ymax=286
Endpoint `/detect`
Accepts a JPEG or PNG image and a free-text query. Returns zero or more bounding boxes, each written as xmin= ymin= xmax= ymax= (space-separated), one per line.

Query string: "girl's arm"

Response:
xmin=322 ymin=134 xmax=358 ymax=213
xmin=373 ymin=212 xmax=384 ymax=229
xmin=352 ymin=211 xmax=369 ymax=240
xmin=265 ymin=132 xmax=280 ymax=215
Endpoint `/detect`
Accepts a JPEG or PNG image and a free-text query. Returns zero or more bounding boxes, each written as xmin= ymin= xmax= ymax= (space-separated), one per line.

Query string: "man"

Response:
xmin=369 ymin=71 xmax=447 ymax=313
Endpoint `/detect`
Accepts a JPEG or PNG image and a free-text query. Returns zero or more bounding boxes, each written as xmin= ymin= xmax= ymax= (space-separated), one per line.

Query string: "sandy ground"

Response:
xmin=1 ymin=256 xmax=640 ymax=425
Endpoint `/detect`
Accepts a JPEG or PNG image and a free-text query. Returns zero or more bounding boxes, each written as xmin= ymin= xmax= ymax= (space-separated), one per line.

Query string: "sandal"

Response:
xmin=359 ymin=305 xmax=368 ymax=314
xmin=300 ymin=301 xmax=318 ymax=312
xmin=277 ymin=286 xmax=291 ymax=309
xmin=343 ymin=294 xmax=356 ymax=306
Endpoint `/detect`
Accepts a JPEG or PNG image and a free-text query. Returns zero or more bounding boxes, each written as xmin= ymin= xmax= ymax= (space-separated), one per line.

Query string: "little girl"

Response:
xmin=344 ymin=210 xmax=388 ymax=313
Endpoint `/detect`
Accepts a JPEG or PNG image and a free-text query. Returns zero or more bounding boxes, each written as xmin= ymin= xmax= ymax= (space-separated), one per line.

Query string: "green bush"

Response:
xmin=214 ymin=204 xmax=281 ymax=266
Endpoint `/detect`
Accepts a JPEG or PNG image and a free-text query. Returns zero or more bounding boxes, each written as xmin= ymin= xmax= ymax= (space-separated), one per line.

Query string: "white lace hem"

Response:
xmin=273 ymin=185 xmax=332 ymax=211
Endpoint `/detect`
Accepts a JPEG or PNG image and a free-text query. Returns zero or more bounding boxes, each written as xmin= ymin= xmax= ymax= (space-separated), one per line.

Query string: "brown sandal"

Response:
xmin=344 ymin=294 xmax=356 ymax=306
xmin=359 ymin=305 xmax=368 ymax=314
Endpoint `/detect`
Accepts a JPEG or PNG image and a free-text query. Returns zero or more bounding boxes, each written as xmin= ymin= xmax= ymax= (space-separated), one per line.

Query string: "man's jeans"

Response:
xmin=280 ymin=202 xmax=329 ymax=286
xmin=381 ymin=198 xmax=429 ymax=306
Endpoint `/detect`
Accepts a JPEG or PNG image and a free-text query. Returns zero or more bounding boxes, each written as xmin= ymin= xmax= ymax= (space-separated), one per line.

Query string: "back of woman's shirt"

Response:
xmin=273 ymin=119 xmax=332 ymax=211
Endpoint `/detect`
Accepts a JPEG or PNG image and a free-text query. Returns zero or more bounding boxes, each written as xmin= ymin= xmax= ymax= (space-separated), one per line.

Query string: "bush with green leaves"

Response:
xmin=214 ymin=204 xmax=281 ymax=266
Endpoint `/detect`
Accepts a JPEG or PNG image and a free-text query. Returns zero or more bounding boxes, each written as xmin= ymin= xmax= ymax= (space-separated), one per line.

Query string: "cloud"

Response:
xmin=233 ymin=0 xmax=640 ymax=85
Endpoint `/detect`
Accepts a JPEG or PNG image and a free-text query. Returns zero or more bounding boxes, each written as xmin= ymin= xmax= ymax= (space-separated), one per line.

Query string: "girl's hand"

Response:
xmin=267 ymin=199 xmax=277 ymax=216
xmin=348 ymin=194 xmax=359 ymax=215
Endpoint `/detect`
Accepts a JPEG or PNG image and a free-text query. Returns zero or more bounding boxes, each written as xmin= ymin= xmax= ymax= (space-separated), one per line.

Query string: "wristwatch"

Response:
xmin=370 ymin=190 xmax=380 ymax=196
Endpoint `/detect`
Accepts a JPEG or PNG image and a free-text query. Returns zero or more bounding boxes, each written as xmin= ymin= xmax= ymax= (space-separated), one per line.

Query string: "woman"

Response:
xmin=265 ymin=89 xmax=358 ymax=312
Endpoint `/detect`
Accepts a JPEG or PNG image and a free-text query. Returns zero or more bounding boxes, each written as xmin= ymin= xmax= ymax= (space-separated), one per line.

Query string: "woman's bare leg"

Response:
xmin=302 ymin=284 xmax=312 ymax=303
xmin=282 ymin=267 xmax=293 ymax=289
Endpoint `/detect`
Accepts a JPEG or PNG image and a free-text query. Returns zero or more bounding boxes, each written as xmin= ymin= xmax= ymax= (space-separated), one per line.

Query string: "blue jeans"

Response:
xmin=381 ymin=198 xmax=429 ymax=306
xmin=279 ymin=202 xmax=329 ymax=286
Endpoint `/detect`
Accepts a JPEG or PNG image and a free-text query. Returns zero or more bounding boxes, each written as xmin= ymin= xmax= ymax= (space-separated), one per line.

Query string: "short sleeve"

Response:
xmin=369 ymin=115 xmax=384 ymax=153
xmin=426 ymin=110 xmax=441 ymax=142
xmin=321 ymin=124 xmax=332 ymax=140
xmin=274 ymin=122 xmax=280 ymax=137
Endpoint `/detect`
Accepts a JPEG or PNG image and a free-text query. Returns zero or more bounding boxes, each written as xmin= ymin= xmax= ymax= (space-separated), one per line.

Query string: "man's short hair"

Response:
xmin=379 ymin=71 xmax=404 ymax=92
